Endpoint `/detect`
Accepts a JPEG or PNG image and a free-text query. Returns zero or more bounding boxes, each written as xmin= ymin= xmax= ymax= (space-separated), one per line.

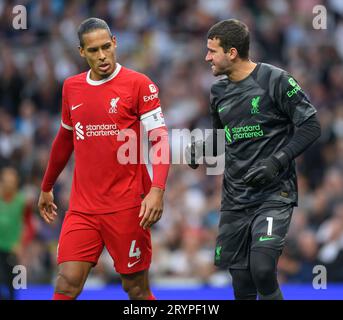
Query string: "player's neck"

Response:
xmin=228 ymin=60 xmax=257 ymax=82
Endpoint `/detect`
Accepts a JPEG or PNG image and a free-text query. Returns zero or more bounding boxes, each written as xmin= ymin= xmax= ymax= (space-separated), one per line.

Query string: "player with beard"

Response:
xmin=186 ymin=19 xmax=321 ymax=300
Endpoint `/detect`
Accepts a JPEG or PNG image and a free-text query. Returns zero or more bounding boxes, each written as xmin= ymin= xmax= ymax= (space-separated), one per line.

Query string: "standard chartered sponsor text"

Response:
xmin=231 ymin=124 xmax=264 ymax=140
xmin=86 ymin=123 xmax=120 ymax=136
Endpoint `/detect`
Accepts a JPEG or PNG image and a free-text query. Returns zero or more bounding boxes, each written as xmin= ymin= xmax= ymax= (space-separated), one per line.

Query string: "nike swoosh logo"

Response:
xmin=71 ymin=103 xmax=83 ymax=111
xmin=259 ymin=236 xmax=275 ymax=242
xmin=128 ymin=260 xmax=141 ymax=268
xmin=218 ymin=106 xmax=227 ymax=113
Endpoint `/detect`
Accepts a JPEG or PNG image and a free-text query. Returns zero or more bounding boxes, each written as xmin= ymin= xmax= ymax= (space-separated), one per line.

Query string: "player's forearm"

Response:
xmin=151 ymin=160 xmax=169 ymax=190
xmin=273 ymin=114 xmax=321 ymax=168
xmin=41 ymin=126 xmax=74 ymax=192
xmin=149 ymin=127 xmax=170 ymax=190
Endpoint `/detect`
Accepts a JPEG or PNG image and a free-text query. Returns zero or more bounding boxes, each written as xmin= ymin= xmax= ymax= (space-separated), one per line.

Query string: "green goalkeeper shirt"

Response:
xmin=0 ymin=192 xmax=25 ymax=252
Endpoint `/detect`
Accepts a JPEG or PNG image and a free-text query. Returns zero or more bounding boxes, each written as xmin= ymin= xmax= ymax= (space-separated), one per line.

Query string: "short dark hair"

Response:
xmin=77 ymin=17 xmax=112 ymax=47
xmin=207 ymin=19 xmax=250 ymax=59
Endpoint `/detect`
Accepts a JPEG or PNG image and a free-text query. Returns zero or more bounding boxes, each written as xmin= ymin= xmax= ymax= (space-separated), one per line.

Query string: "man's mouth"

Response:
xmin=99 ymin=63 xmax=110 ymax=72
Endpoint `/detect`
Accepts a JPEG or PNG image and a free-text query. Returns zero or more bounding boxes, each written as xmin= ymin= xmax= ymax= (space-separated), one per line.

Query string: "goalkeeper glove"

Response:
xmin=242 ymin=151 xmax=289 ymax=187
xmin=185 ymin=140 xmax=205 ymax=169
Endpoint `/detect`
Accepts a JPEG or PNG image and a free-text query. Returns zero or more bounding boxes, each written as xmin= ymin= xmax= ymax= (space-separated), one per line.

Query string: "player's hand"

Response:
xmin=185 ymin=139 xmax=204 ymax=169
xmin=38 ymin=190 xmax=58 ymax=224
xmin=243 ymin=156 xmax=282 ymax=188
xmin=139 ymin=187 xmax=164 ymax=230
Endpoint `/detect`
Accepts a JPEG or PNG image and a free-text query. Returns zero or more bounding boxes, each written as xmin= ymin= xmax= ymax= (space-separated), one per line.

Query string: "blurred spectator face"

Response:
xmin=0 ymin=167 xmax=19 ymax=196
xmin=205 ymin=38 xmax=236 ymax=76
xmin=0 ymin=112 xmax=14 ymax=134
xmin=19 ymin=99 xmax=36 ymax=119
xmin=323 ymin=168 xmax=343 ymax=197
xmin=297 ymin=230 xmax=318 ymax=261
xmin=79 ymin=29 xmax=117 ymax=80
xmin=312 ymin=190 xmax=328 ymax=214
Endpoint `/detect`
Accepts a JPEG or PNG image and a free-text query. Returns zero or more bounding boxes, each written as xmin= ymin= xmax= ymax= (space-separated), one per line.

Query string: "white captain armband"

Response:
xmin=140 ymin=107 xmax=165 ymax=131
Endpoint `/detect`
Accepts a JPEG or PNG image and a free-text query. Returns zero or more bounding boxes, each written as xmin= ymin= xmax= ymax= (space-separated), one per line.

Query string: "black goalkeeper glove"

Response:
xmin=242 ymin=151 xmax=289 ymax=188
xmin=185 ymin=139 xmax=205 ymax=169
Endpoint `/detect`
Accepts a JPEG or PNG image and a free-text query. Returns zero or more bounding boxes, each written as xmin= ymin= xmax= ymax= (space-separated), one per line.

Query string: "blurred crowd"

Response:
xmin=1 ymin=0 xmax=343 ymax=294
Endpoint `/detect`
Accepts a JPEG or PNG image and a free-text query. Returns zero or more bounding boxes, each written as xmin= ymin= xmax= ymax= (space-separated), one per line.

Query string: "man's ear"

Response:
xmin=112 ymin=35 xmax=117 ymax=47
xmin=79 ymin=46 xmax=85 ymax=58
xmin=228 ymin=47 xmax=238 ymax=60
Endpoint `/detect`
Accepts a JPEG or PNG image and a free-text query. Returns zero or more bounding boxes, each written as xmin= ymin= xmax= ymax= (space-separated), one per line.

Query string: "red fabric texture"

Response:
xmin=41 ymin=126 xmax=73 ymax=192
xmin=148 ymin=127 xmax=170 ymax=190
xmin=53 ymin=293 xmax=74 ymax=300
xmin=57 ymin=207 xmax=151 ymax=274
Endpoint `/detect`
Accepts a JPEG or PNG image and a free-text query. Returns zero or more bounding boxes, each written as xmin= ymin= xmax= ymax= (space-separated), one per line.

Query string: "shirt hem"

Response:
xmin=68 ymin=200 xmax=142 ymax=215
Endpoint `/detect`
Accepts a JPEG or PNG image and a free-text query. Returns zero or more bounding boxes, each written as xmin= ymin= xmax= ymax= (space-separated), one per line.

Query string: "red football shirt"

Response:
xmin=61 ymin=63 xmax=161 ymax=213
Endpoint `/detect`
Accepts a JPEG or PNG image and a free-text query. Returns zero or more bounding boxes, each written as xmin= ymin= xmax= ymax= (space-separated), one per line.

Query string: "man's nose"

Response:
xmin=99 ymin=49 xmax=106 ymax=60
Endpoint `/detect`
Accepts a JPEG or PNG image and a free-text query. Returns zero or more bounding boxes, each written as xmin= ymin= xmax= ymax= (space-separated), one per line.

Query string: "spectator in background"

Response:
xmin=0 ymin=167 xmax=34 ymax=300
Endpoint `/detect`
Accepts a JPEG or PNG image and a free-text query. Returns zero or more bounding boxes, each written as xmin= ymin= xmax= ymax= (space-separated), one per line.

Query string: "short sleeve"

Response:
xmin=136 ymin=75 xmax=161 ymax=118
xmin=275 ymin=72 xmax=317 ymax=127
xmin=210 ymin=85 xmax=224 ymax=130
xmin=61 ymin=82 xmax=73 ymax=130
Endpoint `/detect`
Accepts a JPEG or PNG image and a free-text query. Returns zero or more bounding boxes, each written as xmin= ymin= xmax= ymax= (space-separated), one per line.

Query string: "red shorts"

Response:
xmin=57 ymin=206 xmax=151 ymax=274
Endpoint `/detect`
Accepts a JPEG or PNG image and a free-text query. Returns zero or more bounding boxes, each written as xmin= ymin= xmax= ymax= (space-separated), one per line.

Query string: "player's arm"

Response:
xmin=185 ymin=86 xmax=224 ymax=169
xmin=138 ymin=109 xmax=170 ymax=229
xmin=38 ymin=126 xmax=73 ymax=223
xmin=243 ymin=74 xmax=321 ymax=187
xmin=135 ymin=77 xmax=170 ymax=229
xmin=38 ymin=82 xmax=74 ymax=224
